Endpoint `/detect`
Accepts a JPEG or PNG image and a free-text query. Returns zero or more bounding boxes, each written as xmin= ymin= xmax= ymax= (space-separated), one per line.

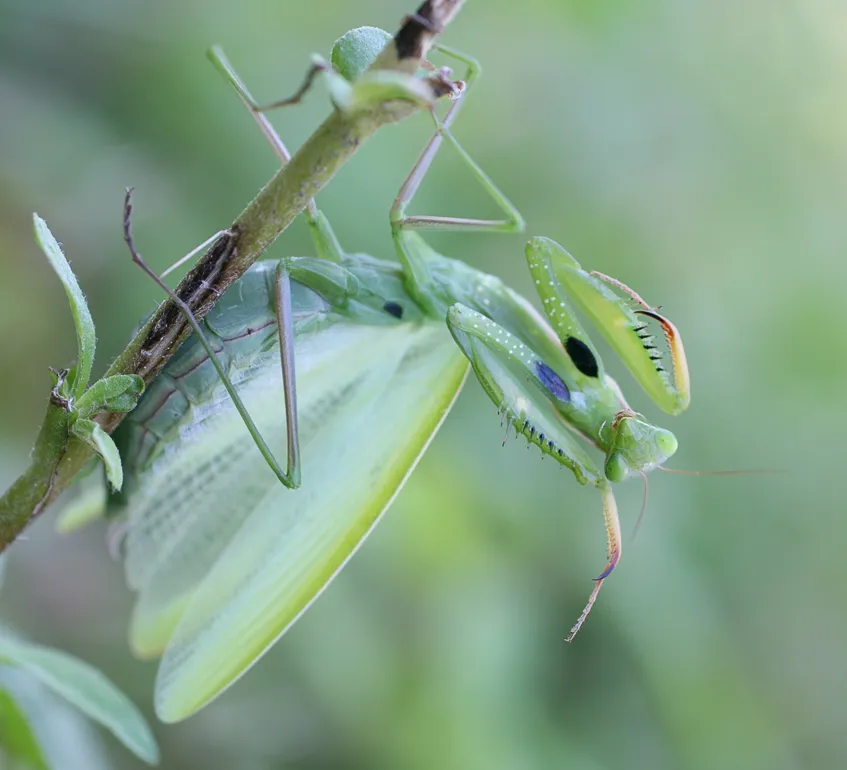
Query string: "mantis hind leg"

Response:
xmin=390 ymin=44 xmax=524 ymax=235
xmin=123 ymin=190 xmax=301 ymax=490
xmin=273 ymin=260 xmax=301 ymax=489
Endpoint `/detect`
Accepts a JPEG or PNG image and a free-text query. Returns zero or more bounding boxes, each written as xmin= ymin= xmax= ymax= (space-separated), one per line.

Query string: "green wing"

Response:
xmin=119 ymin=318 xmax=466 ymax=722
xmin=123 ymin=319 xmax=394 ymax=656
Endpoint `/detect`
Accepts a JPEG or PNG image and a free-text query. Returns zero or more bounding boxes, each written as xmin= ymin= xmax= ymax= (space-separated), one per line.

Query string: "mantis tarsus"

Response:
xmin=86 ymin=20 xmax=690 ymax=722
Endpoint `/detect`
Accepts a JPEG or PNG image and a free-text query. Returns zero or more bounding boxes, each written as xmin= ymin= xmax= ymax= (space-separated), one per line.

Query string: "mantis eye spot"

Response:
xmin=565 ymin=337 xmax=599 ymax=378
xmin=535 ymin=361 xmax=570 ymax=401
xmin=383 ymin=301 xmax=404 ymax=319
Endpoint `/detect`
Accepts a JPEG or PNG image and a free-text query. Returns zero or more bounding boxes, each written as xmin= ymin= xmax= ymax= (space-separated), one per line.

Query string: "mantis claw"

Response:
xmin=634 ymin=308 xmax=690 ymax=410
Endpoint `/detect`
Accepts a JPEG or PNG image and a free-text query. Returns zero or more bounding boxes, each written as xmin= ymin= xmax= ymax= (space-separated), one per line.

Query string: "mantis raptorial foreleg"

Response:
xmin=528 ymin=237 xmax=691 ymax=415
xmin=591 ymin=270 xmax=690 ymax=412
xmin=445 ymin=237 xmax=686 ymax=635
xmin=446 ymin=306 xmax=598 ymax=482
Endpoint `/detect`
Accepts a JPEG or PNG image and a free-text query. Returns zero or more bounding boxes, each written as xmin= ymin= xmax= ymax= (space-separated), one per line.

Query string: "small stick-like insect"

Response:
xmin=69 ymin=19 xmax=690 ymax=722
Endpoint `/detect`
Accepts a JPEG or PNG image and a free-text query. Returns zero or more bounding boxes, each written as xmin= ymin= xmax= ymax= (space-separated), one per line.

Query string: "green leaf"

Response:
xmin=70 ymin=420 xmax=123 ymax=491
xmin=0 ymin=687 xmax=50 ymax=770
xmin=0 ymin=666 xmax=112 ymax=770
xmin=33 ymin=215 xmax=96 ymax=399
xmin=74 ymin=375 xmax=145 ymax=420
xmin=0 ymin=636 xmax=159 ymax=765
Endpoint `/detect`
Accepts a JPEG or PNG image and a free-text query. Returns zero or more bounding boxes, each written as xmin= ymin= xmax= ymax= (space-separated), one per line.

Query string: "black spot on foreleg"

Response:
xmin=565 ymin=337 xmax=599 ymax=378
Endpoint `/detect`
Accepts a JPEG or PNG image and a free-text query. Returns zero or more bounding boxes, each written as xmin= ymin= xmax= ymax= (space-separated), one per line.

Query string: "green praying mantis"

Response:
xmin=65 ymin=17 xmax=690 ymax=722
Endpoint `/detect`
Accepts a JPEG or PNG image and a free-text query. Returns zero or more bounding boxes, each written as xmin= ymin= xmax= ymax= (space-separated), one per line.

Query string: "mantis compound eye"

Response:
xmin=653 ymin=429 xmax=678 ymax=461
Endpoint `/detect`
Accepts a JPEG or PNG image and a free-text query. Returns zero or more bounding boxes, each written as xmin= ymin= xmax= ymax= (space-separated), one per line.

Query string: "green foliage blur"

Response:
xmin=1 ymin=0 xmax=844 ymax=767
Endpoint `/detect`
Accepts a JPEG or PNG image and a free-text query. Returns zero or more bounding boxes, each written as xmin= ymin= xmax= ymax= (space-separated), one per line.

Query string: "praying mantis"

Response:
xmin=78 ymin=18 xmax=690 ymax=723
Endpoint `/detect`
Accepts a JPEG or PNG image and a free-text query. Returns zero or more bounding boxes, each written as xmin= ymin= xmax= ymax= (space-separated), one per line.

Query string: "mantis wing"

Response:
xmin=123 ymin=315 xmax=397 ymax=655
xmin=121 ymin=317 xmax=466 ymax=722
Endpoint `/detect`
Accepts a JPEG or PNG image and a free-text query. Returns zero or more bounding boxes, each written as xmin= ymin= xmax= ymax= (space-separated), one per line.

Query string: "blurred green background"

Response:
xmin=1 ymin=0 xmax=844 ymax=767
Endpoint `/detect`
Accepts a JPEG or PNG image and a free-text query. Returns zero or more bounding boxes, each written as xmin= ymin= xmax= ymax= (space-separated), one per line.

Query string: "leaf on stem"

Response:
xmin=74 ymin=375 xmax=145 ymax=420
xmin=33 ymin=215 xmax=96 ymax=399
xmin=70 ymin=420 xmax=123 ymax=491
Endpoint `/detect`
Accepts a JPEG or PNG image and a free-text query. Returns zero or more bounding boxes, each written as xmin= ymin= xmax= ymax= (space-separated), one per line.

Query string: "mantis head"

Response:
xmin=602 ymin=411 xmax=678 ymax=483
